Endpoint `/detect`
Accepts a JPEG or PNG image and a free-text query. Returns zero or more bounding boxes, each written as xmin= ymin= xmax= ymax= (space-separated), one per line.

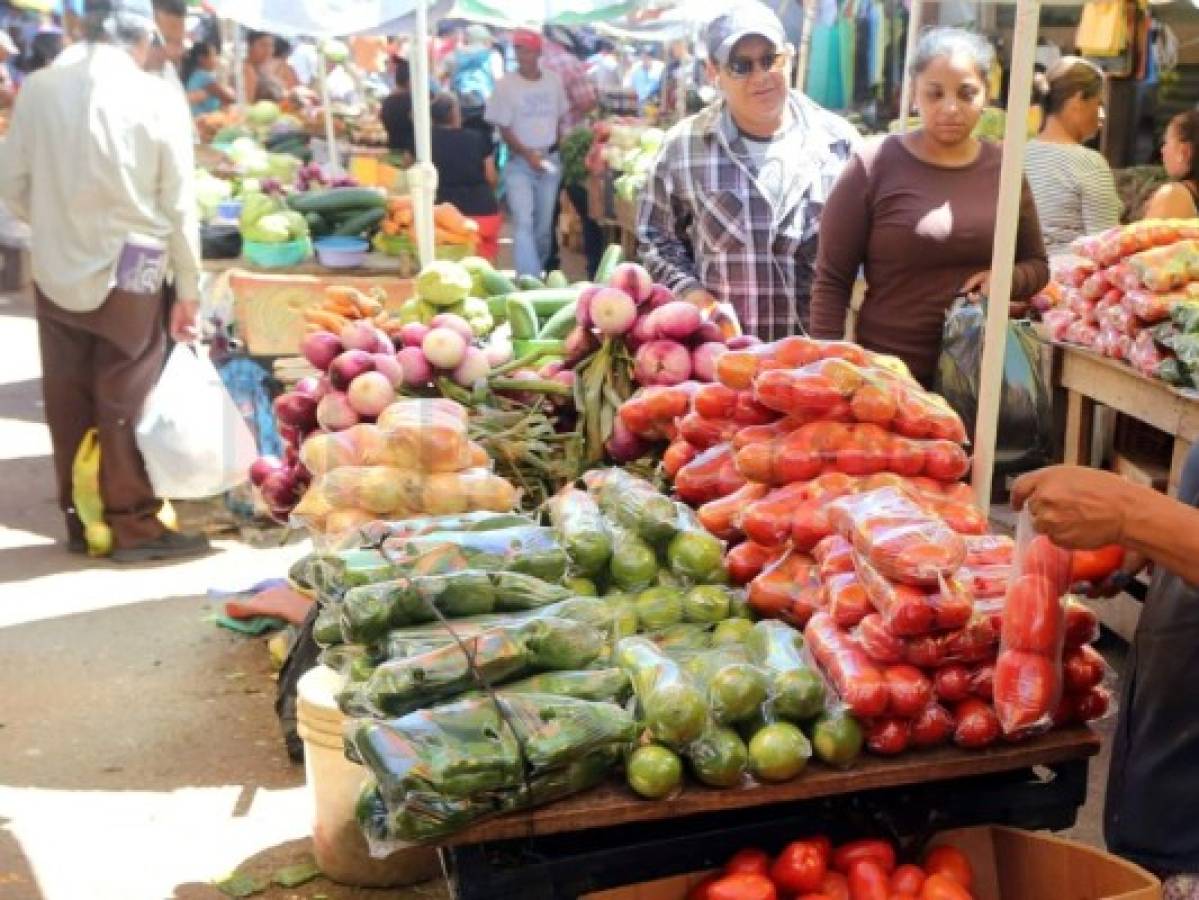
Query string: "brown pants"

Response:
xmin=35 ymin=286 xmax=168 ymax=549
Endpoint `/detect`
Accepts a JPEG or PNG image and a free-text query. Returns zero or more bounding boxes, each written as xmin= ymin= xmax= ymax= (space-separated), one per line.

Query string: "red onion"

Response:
xmin=371 ymin=353 xmax=407 ymax=389
xmin=316 ymin=390 xmax=360 ymax=431
xmin=634 ymin=340 xmax=693 ymax=387
xmin=249 ymin=455 xmax=285 ymax=487
xmin=273 ymin=391 xmax=318 ymax=430
xmin=328 ymin=349 xmax=376 ymax=390
xmin=347 ymin=371 xmax=396 ymax=418
xmin=690 ymin=342 xmax=728 ymax=382
xmin=300 ymin=332 xmax=342 ymax=371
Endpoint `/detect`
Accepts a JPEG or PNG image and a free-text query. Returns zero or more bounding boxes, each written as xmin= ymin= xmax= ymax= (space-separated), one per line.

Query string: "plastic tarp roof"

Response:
xmin=207 ymin=0 xmax=454 ymax=38
xmin=447 ymin=0 xmax=643 ymax=28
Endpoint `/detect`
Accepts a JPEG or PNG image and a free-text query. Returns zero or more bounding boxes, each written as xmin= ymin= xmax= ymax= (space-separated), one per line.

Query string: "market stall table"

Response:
xmin=440 ymin=728 xmax=1100 ymax=899
xmin=1053 ymin=342 xmax=1199 ymax=495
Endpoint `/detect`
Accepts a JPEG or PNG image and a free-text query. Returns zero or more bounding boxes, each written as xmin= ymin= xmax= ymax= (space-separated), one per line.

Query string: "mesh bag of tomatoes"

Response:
xmin=993 ymin=518 xmax=1073 ymax=737
xmin=688 ymin=835 xmax=979 ymax=900
xmin=734 ymin=422 xmax=971 ymax=486
xmin=752 ymin=357 xmax=968 ymax=444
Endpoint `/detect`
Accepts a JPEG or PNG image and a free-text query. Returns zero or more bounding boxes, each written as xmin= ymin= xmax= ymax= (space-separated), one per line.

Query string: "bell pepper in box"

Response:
xmin=698 ymin=482 xmax=769 ymax=541
xmin=829 ymin=487 xmax=967 ymax=587
xmin=675 ymin=443 xmax=746 ymax=506
xmin=853 ymin=551 xmax=975 ymax=637
xmin=747 ymin=549 xmax=824 ymax=625
xmin=826 ymin=572 xmax=874 ymax=629
xmin=804 ymin=611 xmax=889 ymax=718
xmin=726 ymin=539 xmax=786 ymax=586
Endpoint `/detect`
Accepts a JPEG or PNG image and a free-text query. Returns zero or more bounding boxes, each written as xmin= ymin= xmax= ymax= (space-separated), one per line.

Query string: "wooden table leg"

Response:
xmin=1064 ymin=390 xmax=1096 ymax=468
xmin=1169 ymin=439 xmax=1193 ymax=497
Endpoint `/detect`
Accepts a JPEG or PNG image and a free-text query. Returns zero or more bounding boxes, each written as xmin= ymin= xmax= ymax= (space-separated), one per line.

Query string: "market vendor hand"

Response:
xmin=523 ymin=149 xmax=546 ymax=170
xmin=169 ymin=299 xmax=200 ymax=344
xmin=960 ymin=271 xmax=991 ymax=300
xmin=1011 ymin=465 xmax=1132 ymax=550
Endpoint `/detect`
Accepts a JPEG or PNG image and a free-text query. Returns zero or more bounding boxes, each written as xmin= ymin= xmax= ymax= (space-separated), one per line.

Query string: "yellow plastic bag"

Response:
xmin=1077 ymin=0 xmax=1127 ymax=57
xmin=72 ymin=428 xmax=177 ymax=557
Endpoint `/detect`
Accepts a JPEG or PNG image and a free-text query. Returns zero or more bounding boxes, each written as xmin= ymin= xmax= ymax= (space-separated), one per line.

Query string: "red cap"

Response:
xmin=512 ymin=28 xmax=543 ymax=51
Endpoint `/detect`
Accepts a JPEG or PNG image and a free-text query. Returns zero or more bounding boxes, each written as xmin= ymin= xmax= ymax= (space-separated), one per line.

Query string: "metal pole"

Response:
xmin=970 ymin=0 xmax=1042 ymax=510
xmin=410 ymin=0 xmax=437 ymax=267
xmin=318 ymin=50 xmax=342 ymax=174
xmin=233 ymin=23 xmax=247 ymax=109
xmin=794 ymin=0 xmax=817 ymax=93
xmin=897 ymin=0 xmax=923 ymax=131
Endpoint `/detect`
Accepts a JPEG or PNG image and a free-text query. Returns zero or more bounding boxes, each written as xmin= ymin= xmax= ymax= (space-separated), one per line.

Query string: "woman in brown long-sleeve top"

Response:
xmin=810 ymin=28 xmax=1049 ymax=388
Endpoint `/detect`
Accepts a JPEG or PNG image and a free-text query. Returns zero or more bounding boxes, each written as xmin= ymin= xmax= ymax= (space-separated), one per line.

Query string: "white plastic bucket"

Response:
xmin=297 ymin=666 xmax=442 ymax=887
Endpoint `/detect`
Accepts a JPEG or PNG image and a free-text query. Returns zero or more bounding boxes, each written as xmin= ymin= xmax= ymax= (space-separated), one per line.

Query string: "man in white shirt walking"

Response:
xmin=0 ymin=0 xmax=209 ymax=562
xmin=485 ymin=28 xmax=569 ymax=277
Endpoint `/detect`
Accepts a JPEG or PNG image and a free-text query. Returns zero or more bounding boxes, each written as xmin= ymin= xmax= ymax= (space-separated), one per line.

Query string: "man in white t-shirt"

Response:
xmin=485 ymin=28 xmax=569 ymax=276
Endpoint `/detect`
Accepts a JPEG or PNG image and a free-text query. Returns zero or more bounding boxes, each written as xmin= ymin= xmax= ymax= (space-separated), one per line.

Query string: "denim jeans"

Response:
xmin=504 ymin=152 xmax=562 ymax=277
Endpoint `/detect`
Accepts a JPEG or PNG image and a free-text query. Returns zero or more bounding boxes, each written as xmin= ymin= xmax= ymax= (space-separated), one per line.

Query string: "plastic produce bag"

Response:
xmin=584 ymin=468 xmax=682 ymax=547
xmin=803 ymin=611 xmax=888 ymax=718
xmin=735 ymin=422 xmax=970 ymax=486
xmin=825 ymin=571 xmax=874 ymax=629
xmin=994 ymin=512 xmax=1070 ymax=736
xmin=752 ymin=358 xmax=966 ymax=443
xmin=852 ymin=551 xmax=974 ymax=637
xmin=497 ymin=669 xmax=631 ymax=703
xmin=746 ymin=548 xmax=824 ymax=626
xmin=745 ymin=620 xmax=827 ymax=721
xmin=381 ymin=526 xmax=569 ymax=583
xmin=135 ymin=344 xmax=257 ymax=498
xmin=299 ymin=422 xmax=485 ymax=475
xmin=935 ymin=301 xmax=1053 ymax=478
xmin=855 ymin=612 xmax=999 ymax=668
xmin=675 ymin=443 xmax=747 ymax=506
xmin=615 ymin=636 xmax=709 ymax=748
xmin=813 ymin=535 xmax=855 ymax=578
xmin=828 ymin=487 xmax=966 ymax=586
xmin=547 ymin=486 xmax=612 ymax=578
xmin=675 ymin=647 xmax=770 ymax=726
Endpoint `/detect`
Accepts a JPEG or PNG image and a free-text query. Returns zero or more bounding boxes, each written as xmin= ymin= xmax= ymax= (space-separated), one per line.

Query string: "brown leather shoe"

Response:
xmin=111 ymin=531 xmax=210 ymax=563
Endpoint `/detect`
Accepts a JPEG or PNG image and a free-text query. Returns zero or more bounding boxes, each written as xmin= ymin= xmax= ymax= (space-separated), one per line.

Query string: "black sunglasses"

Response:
xmin=725 ymin=49 xmax=790 ymax=79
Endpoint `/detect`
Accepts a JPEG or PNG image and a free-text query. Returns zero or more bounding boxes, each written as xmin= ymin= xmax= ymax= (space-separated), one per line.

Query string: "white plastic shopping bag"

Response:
xmin=136 ymin=345 xmax=257 ymax=499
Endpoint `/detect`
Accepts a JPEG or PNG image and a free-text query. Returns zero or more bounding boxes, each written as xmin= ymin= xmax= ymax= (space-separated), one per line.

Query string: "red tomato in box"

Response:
xmin=771 ymin=839 xmax=830 ymax=893
xmin=866 ymin=717 xmax=911 ymax=756
xmin=884 ymin=665 xmax=933 ymax=716
xmin=952 ymin=698 xmax=1001 ymax=749
xmin=727 ymin=540 xmax=787 ymax=586
xmin=1063 ymin=644 xmax=1106 ymax=693
xmin=994 ymin=650 xmax=1059 ymax=732
xmin=910 ymin=702 xmax=955 ymax=749
xmin=1001 ymin=574 xmax=1065 ymax=654
xmin=664 ymin=440 xmax=700 ymax=478
xmin=933 ymin=665 xmax=971 ymax=704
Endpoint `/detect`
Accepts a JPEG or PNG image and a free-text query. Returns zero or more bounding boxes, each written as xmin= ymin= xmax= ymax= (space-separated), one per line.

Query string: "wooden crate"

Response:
xmin=230 ymin=269 xmax=413 ymax=356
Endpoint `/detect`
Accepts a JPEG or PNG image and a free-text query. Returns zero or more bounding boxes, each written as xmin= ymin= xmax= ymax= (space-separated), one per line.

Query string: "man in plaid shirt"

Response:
xmin=637 ymin=2 xmax=860 ymax=341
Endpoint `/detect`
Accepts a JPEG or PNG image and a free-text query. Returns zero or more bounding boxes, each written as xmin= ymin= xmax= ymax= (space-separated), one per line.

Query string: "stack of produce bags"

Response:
xmin=1041 ymin=219 xmax=1199 ymax=386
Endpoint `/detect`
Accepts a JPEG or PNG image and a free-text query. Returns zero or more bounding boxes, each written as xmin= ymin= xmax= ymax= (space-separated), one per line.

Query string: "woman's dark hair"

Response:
xmin=22 ymin=30 xmax=63 ymax=72
xmin=909 ymin=27 xmax=995 ymax=83
xmin=431 ymin=92 xmax=458 ymax=126
xmin=182 ymin=40 xmax=216 ymax=85
xmin=1170 ymin=110 xmax=1199 ymax=184
xmin=1033 ymin=56 xmax=1103 ymax=117
xmin=393 ymin=56 xmax=411 ymax=90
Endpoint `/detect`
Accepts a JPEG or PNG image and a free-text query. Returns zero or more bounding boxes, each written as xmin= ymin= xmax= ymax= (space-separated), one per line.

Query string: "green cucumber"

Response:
xmin=333 ymin=207 xmax=386 ymax=237
xmin=516 ymin=274 xmax=546 ymax=290
xmin=595 ymin=244 xmax=624 ymax=283
xmin=537 ymin=300 xmax=578 ymax=339
xmin=304 ymin=211 xmax=332 ymax=237
xmin=481 ymin=270 xmax=518 ymax=296
xmin=506 ymin=296 xmax=539 ymax=340
xmin=499 ymin=288 xmax=580 ymax=318
xmin=287 ymin=187 xmax=387 ymax=215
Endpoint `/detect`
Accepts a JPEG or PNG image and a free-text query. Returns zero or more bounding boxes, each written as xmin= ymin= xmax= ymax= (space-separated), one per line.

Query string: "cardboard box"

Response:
xmin=583 ymin=827 xmax=1161 ymax=900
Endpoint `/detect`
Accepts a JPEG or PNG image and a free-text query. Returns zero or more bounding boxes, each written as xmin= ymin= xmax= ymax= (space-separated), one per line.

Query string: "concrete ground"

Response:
xmin=0 ymin=269 xmax=1123 ymax=900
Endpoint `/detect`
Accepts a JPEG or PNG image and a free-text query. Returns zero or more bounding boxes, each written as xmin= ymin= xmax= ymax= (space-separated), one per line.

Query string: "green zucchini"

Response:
xmin=516 ymin=274 xmax=546 ymax=290
xmin=537 ymin=300 xmax=578 ymax=340
xmin=506 ymin=296 xmax=539 ymax=340
xmin=481 ymin=270 xmax=518 ymax=296
xmin=304 ymin=211 xmax=332 ymax=237
xmin=499 ymin=288 xmax=579 ymax=318
xmin=333 ymin=207 xmax=386 ymax=237
xmin=487 ymin=294 xmax=508 ymax=323
xmin=287 ymin=187 xmax=387 ymax=215
xmin=595 ymin=244 xmax=624 ymax=283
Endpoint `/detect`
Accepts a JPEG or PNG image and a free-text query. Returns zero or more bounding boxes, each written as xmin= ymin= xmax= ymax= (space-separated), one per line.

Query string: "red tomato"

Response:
xmin=857 ymin=614 xmax=905 ymax=665
xmin=1022 ymin=535 xmax=1073 ymax=595
xmin=847 ymin=860 xmax=891 ymax=900
xmin=885 ymin=665 xmax=933 ymax=717
xmin=695 ymin=383 xmax=741 ymax=421
xmin=1069 ymin=544 xmax=1125 ymax=583
xmin=664 ymin=440 xmax=700 ymax=478
xmin=922 ymin=846 xmax=972 ymax=890
xmin=994 ymin=650 xmax=1058 ymax=732
xmin=850 ymin=382 xmax=899 ymax=425
xmin=726 ymin=848 xmax=772 ymax=877
xmin=743 ymin=483 xmax=810 ymax=546
xmin=707 ymin=872 xmax=778 ymax=900
xmin=699 ymin=483 xmax=771 ymax=541
xmin=829 ymin=574 xmax=875 ymax=629
xmin=953 ymin=698 xmax=1001 ymax=749
xmin=1063 ymin=645 xmax=1107 ymax=693
xmin=968 ymin=664 xmax=995 ymax=702
xmin=1063 ymin=599 xmax=1100 ymax=648
xmin=1076 ymin=685 xmax=1113 ymax=722
xmin=687 ymin=872 xmax=722 ymax=900
xmin=833 ymin=839 xmax=897 ymax=876
xmin=819 ymin=871 xmax=852 ymax=900
xmin=747 ymin=552 xmax=821 ymax=620
xmin=727 ymin=540 xmax=787 ymax=586
xmin=889 ymin=894 xmax=920 ymax=900
xmin=677 ymin=443 xmax=742 ymax=505
xmin=679 ymin=413 xmax=740 ymax=453
xmin=771 ymin=840 xmax=830 ymax=894
xmin=923 ymin=441 xmax=970 ymax=482
xmin=933 ymin=665 xmax=971 ymax=704
xmin=891 ymin=865 xmax=926 ymax=895
xmin=793 ymin=500 xmax=836 ymax=553
xmin=866 ymin=717 xmax=911 ymax=756
xmin=886 ymin=434 xmax=927 ymax=478
xmin=1002 ymin=574 xmax=1065 ymax=655
xmin=918 ymin=873 xmax=972 ymax=900
xmin=909 ymin=702 xmax=955 ymax=749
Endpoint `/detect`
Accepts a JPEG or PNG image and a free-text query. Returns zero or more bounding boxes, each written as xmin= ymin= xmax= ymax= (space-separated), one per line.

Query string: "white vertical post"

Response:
xmin=794 ymin=0 xmax=817 ymax=93
xmin=233 ymin=23 xmax=247 ymax=109
xmin=318 ymin=51 xmax=342 ymax=174
xmin=971 ymin=0 xmax=1042 ymax=510
xmin=897 ymin=0 xmax=923 ymax=131
xmin=410 ymin=0 xmax=437 ymax=267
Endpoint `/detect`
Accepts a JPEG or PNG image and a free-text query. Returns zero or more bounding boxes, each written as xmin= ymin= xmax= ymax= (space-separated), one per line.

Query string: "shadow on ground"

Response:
xmin=0 ymin=820 xmax=44 ymax=900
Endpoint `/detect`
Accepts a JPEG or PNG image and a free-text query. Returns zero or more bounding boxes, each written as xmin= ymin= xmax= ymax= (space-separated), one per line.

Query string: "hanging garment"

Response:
xmin=806 ymin=21 xmax=841 ymax=108
xmin=838 ymin=11 xmax=857 ymax=108
xmin=1077 ymin=0 xmax=1128 ymax=57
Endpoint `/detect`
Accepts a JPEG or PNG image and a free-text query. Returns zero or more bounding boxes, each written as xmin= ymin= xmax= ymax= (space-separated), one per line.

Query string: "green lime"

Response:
xmin=564 ymin=576 xmax=599 ymax=596
xmin=668 ymin=531 xmax=726 ymax=582
xmin=610 ymin=536 xmax=660 ymax=590
xmin=635 ymin=586 xmax=684 ymax=631
xmin=773 ymin=668 xmax=827 ymax=722
xmin=811 ymin=711 xmax=864 ymax=769
xmin=709 ymin=663 xmax=769 ymax=724
xmin=627 ymin=745 xmax=683 ymax=799
xmin=683 ymin=586 xmax=733 ymax=624
xmin=689 ymin=726 xmax=749 ymax=788
xmin=611 ymin=600 xmax=640 ymax=639
xmin=748 ymin=722 xmax=811 ymax=783
xmin=712 ymin=618 xmax=755 ymax=646
xmin=645 ymin=681 xmax=708 ymax=746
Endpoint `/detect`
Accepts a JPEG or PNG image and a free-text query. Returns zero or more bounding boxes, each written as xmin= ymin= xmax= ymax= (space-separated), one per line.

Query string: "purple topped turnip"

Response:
xmin=316 ymin=391 xmax=360 ymax=431
xmin=646 ymin=301 xmax=702 ymax=342
xmin=575 ymin=284 xmax=601 ymax=329
xmin=452 ymin=347 xmax=491 ymax=387
xmin=273 ymin=391 xmax=318 ymax=430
